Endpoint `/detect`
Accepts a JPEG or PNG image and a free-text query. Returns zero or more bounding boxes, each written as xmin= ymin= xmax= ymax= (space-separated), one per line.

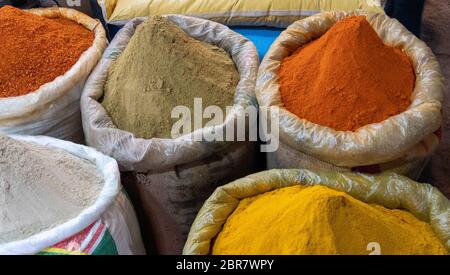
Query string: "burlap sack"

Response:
xmin=122 ymin=142 xmax=255 ymax=254
xmin=256 ymin=10 xmax=444 ymax=179
xmin=81 ymin=16 xmax=259 ymax=254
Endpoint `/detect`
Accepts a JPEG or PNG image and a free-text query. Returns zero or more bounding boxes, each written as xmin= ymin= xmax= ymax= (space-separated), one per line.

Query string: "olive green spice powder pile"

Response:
xmin=102 ymin=16 xmax=239 ymax=139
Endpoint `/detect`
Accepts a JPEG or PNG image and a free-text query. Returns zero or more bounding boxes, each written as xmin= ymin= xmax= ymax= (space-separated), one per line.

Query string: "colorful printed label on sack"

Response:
xmin=37 ymin=220 xmax=118 ymax=255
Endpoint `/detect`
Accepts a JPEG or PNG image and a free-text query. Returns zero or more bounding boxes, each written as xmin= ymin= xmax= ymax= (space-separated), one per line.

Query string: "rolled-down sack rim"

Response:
xmin=0 ymin=7 xmax=107 ymax=120
xmin=81 ymin=15 xmax=259 ymax=172
xmin=183 ymin=169 xmax=450 ymax=255
xmin=0 ymin=135 xmax=121 ymax=255
xmin=256 ymin=10 xmax=444 ymax=167
xmin=98 ymin=0 xmax=384 ymax=28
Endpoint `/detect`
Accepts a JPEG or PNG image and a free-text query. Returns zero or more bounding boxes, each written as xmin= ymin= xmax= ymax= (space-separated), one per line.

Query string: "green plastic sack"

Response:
xmin=183 ymin=169 xmax=450 ymax=254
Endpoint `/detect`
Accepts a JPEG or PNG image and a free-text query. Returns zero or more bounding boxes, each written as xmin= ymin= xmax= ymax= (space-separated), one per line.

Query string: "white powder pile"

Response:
xmin=0 ymin=135 xmax=104 ymax=244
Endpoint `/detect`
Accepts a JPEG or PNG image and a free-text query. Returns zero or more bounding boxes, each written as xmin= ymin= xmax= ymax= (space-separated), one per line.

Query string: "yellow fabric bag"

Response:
xmin=183 ymin=169 xmax=450 ymax=255
xmin=98 ymin=0 xmax=384 ymax=27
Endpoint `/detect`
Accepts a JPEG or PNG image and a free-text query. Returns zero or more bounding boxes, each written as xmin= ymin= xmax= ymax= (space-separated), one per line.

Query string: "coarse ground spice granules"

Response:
xmin=0 ymin=6 xmax=94 ymax=98
xmin=278 ymin=16 xmax=415 ymax=132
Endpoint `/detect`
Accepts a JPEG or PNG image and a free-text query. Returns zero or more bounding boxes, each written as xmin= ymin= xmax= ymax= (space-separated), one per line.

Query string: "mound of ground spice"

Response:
xmin=0 ymin=6 xmax=94 ymax=98
xmin=0 ymin=135 xmax=103 ymax=243
xmin=278 ymin=16 xmax=415 ymax=131
xmin=213 ymin=185 xmax=447 ymax=255
xmin=102 ymin=16 xmax=238 ymax=139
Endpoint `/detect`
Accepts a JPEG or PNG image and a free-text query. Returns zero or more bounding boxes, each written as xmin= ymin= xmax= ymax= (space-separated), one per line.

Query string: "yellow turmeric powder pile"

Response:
xmin=212 ymin=185 xmax=448 ymax=255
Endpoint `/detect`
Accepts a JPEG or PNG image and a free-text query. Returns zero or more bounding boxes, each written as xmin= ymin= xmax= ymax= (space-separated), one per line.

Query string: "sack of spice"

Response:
xmin=256 ymin=11 xmax=444 ymax=179
xmin=81 ymin=16 xmax=259 ymax=254
xmin=184 ymin=169 xmax=450 ymax=255
xmin=0 ymin=135 xmax=145 ymax=255
xmin=98 ymin=0 xmax=384 ymax=28
xmin=0 ymin=6 xmax=107 ymax=144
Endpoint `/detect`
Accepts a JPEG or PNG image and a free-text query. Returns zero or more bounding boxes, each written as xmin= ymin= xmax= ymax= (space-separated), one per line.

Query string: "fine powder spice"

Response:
xmin=0 ymin=6 xmax=94 ymax=98
xmin=0 ymin=135 xmax=103 ymax=243
xmin=102 ymin=16 xmax=239 ymax=139
xmin=278 ymin=16 xmax=415 ymax=131
xmin=212 ymin=185 xmax=448 ymax=255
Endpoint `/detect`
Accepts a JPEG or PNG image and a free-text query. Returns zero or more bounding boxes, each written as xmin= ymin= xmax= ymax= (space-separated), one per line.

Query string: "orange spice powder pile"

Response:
xmin=278 ymin=16 xmax=415 ymax=131
xmin=0 ymin=6 xmax=94 ymax=98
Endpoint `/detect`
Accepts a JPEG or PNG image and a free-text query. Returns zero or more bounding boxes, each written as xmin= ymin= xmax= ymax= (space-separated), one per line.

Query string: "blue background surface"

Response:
xmin=108 ymin=24 xmax=285 ymax=60
xmin=231 ymin=27 xmax=284 ymax=60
